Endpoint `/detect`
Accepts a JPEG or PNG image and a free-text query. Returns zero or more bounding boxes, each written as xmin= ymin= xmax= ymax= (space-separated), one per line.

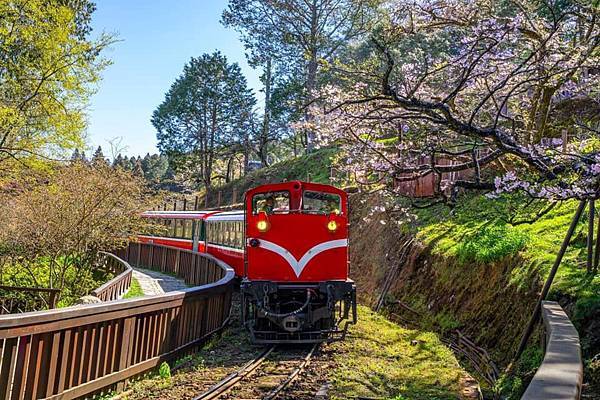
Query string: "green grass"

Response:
xmin=123 ymin=277 xmax=144 ymax=299
xmin=415 ymin=195 xmax=599 ymax=300
xmin=456 ymin=224 xmax=528 ymax=264
xmin=329 ymin=305 xmax=463 ymax=400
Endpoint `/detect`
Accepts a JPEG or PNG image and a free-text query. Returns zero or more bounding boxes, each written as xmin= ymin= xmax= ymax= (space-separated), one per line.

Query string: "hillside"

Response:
xmin=202 ymin=147 xmax=339 ymax=207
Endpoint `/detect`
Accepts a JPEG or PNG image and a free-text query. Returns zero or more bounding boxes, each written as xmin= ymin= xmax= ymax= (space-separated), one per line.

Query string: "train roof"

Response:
xmin=245 ymin=181 xmax=347 ymax=198
xmin=141 ymin=210 xmax=214 ymax=219
xmin=205 ymin=210 xmax=245 ymax=221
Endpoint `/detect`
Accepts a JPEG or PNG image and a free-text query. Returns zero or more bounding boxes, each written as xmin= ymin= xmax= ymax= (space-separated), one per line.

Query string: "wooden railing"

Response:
xmin=0 ymin=242 xmax=234 ymax=400
xmin=0 ymin=285 xmax=61 ymax=314
xmin=91 ymin=252 xmax=133 ymax=302
xmin=521 ymin=301 xmax=583 ymax=400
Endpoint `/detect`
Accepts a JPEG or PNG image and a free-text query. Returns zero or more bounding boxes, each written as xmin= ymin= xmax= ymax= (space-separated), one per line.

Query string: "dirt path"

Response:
xmin=132 ymin=268 xmax=188 ymax=295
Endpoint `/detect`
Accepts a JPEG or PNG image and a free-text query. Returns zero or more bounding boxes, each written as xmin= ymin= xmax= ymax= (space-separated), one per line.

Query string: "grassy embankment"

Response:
xmin=397 ymin=195 xmax=599 ymax=396
xmin=415 ymin=196 xmax=599 ymax=344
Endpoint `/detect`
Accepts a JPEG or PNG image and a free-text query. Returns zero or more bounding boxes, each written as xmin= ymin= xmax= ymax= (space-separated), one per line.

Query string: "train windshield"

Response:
xmin=302 ymin=191 xmax=341 ymax=214
xmin=252 ymin=191 xmax=290 ymax=214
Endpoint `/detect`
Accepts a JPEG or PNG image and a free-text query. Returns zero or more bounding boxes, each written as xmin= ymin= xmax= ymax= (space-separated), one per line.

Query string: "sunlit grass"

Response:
xmin=329 ymin=305 xmax=463 ymax=400
xmin=123 ymin=277 xmax=144 ymax=299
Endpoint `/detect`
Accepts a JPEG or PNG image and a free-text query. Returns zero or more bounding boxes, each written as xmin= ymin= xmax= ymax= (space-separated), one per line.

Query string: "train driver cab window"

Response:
xmin=252 ymin=191 xmax=290 ymax=215
xmin=302 ymin=191 xmax=341 ymax=215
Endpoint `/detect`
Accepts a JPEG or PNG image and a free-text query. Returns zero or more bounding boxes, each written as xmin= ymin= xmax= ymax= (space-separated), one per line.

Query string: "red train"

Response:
xmin=139 ymin=181 xmax=357 ymax=343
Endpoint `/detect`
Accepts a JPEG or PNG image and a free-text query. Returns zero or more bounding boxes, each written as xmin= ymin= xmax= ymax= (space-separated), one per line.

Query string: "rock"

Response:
xmin=76 ymin=295 xmax=102 ymax=305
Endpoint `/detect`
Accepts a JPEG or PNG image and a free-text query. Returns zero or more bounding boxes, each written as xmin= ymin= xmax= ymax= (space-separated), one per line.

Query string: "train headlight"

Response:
xmin=327 ymin=220 xmax=338 ymax=232
xmin=257 ymin=220 xmax=270 ymax=232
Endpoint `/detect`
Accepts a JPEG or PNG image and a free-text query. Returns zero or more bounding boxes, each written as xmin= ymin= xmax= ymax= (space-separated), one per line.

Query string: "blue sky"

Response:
xmin=87 ymin=0 xmax=261 ymax=158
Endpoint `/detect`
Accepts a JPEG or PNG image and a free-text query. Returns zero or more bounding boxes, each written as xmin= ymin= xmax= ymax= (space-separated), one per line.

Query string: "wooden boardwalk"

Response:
xmin=132 ymin=267 xmax=188 ymax=295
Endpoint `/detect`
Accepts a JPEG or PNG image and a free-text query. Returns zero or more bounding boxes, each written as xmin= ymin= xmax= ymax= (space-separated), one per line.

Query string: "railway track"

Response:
xmin=193 ymin=343 xmax=319 ymax=400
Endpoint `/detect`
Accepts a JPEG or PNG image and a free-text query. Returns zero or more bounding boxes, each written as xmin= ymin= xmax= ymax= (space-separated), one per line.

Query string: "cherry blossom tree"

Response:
xmin=313 ymin=0 xmax=600 ymax=204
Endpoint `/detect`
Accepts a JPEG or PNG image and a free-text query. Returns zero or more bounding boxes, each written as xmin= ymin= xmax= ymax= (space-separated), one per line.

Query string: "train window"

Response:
xmin=168 ymin=219 xmax=176 ymax=237
xmin=148 ymin=219 xmax=166 ymax=236
xmin=184 ymin=220 xmax=193 ymax=239
xmin=236 ymin=221 xmax=244 ymax=248
xmin=302 ymin=191 xmax=341 ymax=214
xmin=208 ymin=222 xmax=215 ymax=244
xmin=225 ymin=223 xmax=231 ymax=246
xmin=205 ymin=220 xmax=245 ymax=249
xmin=173 ymin=220 xmax=182 ymax=238
xmin=252 ymin=191 xmax=290 ymax=214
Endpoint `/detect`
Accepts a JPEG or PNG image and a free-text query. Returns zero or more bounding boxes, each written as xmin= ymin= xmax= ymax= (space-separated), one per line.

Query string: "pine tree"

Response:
xmin=91 ymin=146 xmax=108 ymax=166
xmin=152 ymin=52 xmax=256 ymax=190
xmin=70 ymin=149 xmax=86 ymax=163
xmin=132 ymin=159 xmax=144 ymax=177
xmin=112 ymin=153 xmax=124 ymax=169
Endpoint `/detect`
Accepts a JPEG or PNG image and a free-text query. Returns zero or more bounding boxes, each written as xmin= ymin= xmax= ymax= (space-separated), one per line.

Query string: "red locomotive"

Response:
xmin=139 ymin=181 xmax=357 ymax=343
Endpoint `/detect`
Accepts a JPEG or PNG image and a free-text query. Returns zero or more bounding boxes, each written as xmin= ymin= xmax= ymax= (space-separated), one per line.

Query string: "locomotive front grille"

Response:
xmin=241 ymin=279 xmax=357 ymax=344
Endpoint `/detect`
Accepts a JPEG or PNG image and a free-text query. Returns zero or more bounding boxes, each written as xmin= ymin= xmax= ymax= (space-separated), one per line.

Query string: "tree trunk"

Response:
xmin=534 ymin=87 xmax=555 ymax=143
xmin=260 ymin=57 xmax=272 ymax=167
xmin=226 ymin=157 xmax=233 ymax=183
xmin=205 ymin=103 xmax=218 ymax=191
xmin=244 ymin=138 xmax=250 ymax=174
xmin=305 ymin=1 xmax=319 ymax=152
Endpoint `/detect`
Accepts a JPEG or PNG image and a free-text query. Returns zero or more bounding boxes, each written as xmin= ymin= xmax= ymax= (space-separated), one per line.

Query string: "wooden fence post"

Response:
xmin=588 ymin=200 xmax=595 ymax=273
xmin=194 ymin=196 xmax=199 ymax=211
xmin=183 ymin=198 xmax=187 ymax=211
xmin=594 ymin=214 xmax=600 ymax=270
xmin=49 ymin=291 xmax=57 ymax=309
xmin=116 ymin=316 xmax=135 ymax=391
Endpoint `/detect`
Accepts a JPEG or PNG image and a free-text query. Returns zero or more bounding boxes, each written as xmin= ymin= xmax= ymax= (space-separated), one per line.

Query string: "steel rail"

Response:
xmin=193 ymin=346 xmax=275 ymax=400
xmin=263 ymin=343 xmax=319 ymax=400
xmin=193 ymin=343 xmax=318 ymax=400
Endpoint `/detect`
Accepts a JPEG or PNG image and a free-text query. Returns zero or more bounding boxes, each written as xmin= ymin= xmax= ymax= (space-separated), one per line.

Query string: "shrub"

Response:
xmin=159 ymin=362 xmax=171 ymax=380
xmin=0 ymin=162 xmax=157 ymax=307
